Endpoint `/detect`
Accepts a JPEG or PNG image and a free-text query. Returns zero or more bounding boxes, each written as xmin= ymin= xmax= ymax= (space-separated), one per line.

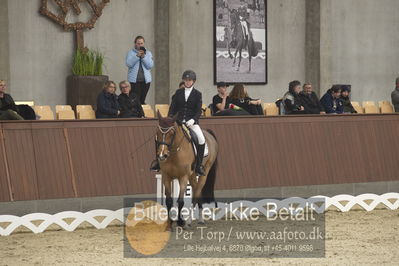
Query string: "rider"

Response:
xmin=150 ymin=70 xmax=206 ymax=176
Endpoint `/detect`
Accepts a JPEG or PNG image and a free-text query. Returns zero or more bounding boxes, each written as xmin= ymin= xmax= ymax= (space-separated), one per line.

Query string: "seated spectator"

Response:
xmin=300 ymin=83 xmax=325 ymax=114
xmin=212 ymin=82 xmax=230 ymax=114
xmin=391 ymin=76 xmax=399 ymax=112
xmin=96 ymin=81 xmax=120 ymax=119
xmin=117 ymin=81 xmax=144 ymax=118
xmin=281 ymin=80 xmax=305 ymax=115
xmin=340 ymin=85 xmax=357 ymax=113
xmin=320 ymin=85 xmax=344 ymax=114
xmin=229 ymin=84 xmax=263 ymax=115
xmin=212 ymin=82 xmax=244 ymax=116
xmin=0 ymin=80 xmax=23 ymax=120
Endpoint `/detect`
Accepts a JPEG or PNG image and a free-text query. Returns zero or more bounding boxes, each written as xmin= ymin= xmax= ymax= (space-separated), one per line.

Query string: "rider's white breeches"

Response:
xmin=189 ymin=124 xmax=205 ymax=145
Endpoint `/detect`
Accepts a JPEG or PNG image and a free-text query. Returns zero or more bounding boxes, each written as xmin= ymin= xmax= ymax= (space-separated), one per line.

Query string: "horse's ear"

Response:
xmin=157 ymin=110 xmax=163 ymax=120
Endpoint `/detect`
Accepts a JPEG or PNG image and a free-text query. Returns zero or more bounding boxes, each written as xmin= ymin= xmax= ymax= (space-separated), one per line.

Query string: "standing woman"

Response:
xmin=150 ymin=70 xmax=205 ymax=176
xmin=126 ymin=36 xmax=154 ymax=104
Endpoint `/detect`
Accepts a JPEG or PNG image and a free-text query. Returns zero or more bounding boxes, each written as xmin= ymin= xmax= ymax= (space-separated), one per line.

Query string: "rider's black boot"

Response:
xmin=195 ymin=144 xmax=205 ymax=176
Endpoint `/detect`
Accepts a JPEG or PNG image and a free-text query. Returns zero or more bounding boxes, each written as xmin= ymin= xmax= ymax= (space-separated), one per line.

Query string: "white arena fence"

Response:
xmin=0 ymin=176 xmax=397 ymax=236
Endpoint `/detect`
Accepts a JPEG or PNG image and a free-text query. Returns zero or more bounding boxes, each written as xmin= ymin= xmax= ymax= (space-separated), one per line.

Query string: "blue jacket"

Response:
xmin=126 ymin=49 xmax=154 ymax=83
xmin=320 ymin=92 xmax=344 ymax=114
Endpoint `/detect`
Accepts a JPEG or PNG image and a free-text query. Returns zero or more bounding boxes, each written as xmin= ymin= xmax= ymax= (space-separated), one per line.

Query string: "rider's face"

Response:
xmin=183 ymin=79 xmax=194 ymax=88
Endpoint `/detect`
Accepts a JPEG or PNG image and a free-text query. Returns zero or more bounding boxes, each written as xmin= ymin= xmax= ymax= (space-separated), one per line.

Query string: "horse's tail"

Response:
xmin=201 ymin=129 xmax=218 ymax=206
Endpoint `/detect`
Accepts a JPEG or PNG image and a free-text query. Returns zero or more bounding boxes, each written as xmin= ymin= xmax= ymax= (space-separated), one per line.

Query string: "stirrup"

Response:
xmin=196 ymin=165 xmax=205 ymax=176
xmin=150 ymin=160 xmax=160 ymax=172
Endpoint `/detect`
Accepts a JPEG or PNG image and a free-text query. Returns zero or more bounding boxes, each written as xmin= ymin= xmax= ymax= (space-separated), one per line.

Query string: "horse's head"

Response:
xmin=156 ymin=111 xmax=178 ymax=161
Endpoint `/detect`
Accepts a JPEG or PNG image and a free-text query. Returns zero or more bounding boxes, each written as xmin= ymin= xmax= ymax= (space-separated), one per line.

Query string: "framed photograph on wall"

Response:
xmin=214 ymin=0 xmax=267 ymax=84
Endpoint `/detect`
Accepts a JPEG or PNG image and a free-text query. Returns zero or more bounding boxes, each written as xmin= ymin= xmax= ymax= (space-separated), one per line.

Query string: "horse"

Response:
xmin=155 ymin=112 xmax=218 ymax=230
xmin=231 ymin=9 xmax=255 ymax=72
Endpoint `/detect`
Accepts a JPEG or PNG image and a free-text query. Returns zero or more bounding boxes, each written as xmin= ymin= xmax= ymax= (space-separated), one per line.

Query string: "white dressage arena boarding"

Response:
xmin=0 ymin=175 xmax=397 ymax=236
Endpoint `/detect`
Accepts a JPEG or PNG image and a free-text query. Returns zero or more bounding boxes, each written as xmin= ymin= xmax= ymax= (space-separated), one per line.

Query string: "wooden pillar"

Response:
xmin=154 ymin=0 xmax=170 ymax=104
xmin=75 ymin=30 xmax=84 ymax=50
xmin=305 ymin=0 xmax=321 ymax=95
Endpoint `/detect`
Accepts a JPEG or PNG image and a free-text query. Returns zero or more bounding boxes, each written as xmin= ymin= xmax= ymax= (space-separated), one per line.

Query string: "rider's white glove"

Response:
xmin=186 ymin=119 xmax=195 ymax=127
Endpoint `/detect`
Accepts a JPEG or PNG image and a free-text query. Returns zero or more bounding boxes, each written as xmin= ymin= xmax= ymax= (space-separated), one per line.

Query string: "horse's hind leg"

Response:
xmin=248 ymin=56 xmax=252 ymax=73
xmin=192 ymin=174 xmax=207 ymax=224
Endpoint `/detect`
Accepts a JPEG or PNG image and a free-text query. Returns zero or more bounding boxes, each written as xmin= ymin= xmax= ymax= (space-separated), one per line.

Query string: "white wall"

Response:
xmin=8 ymin=0 xmax=155 ymax=106
xmin=6 ymin=0 xmax=398 ymax=106
xmin=320 ymin=0 xmax=399 ymax=101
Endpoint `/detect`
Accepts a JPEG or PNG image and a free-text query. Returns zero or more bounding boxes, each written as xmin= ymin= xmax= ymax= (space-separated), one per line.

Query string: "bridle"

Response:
xmin=156 ymin=125 xmax=176 ymax=150
xmin=156 ymin=124 xmax=186 ymax=158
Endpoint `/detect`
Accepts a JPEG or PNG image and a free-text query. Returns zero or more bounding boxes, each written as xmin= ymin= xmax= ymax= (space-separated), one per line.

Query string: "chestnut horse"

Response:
xmin=155 ymin=112 xmax=218 ymax=229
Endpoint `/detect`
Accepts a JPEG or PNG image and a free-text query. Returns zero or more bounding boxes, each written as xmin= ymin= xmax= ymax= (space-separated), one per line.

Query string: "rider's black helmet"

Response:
xmin=182 ymin=70 xmax=196 ymax=81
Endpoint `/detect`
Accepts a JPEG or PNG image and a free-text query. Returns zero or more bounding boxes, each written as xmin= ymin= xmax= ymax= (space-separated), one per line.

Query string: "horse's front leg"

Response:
xmin=236 ymin=48 xmax=242 ymax=71
xmin=163 ymin=175 xmax=173 ymax=231
xmin=233 ymin=46 xmax=239 ymax=67
xmin=226 ymin=40 xmax=233 ymax=59
xmin=177 ymin=175 xmax=189 ymax=228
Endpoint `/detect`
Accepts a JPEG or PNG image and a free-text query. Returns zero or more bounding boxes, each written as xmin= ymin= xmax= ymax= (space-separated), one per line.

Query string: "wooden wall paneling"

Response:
xmin=2 ymin=126 xmax=39 ymax=201
xmin=31 ymin=127 xmax=75 ymax=199
xmin=0 ymin=128 xmax=11 ymax=202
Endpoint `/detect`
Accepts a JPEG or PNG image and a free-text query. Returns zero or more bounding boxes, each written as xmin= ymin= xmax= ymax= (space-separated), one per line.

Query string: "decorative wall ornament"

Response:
xmin=39 ymin=0 xmax=110 ymax=49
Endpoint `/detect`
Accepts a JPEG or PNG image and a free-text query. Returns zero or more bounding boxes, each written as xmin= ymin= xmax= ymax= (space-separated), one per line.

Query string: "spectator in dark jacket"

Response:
xmin=212 ymin=82 xmax=250 ymax=116
xmin=340 ymin=85 xmax=357 ymax=113
xmin=117 ymin=80 xmax=144 ymax=118
xmin=391 ymin=76 xmax=399 ymax=112
xmin=300 ymin=83 xmax=325 ymax=114
xmin=320 ymin=85 xmax=344 ymax=114
xmin=229 ymin=83 xmax=263 ymax=115
xmin=281 ymin=80 xmax=305 ymax=115
xmin=0 ymin=80 xmax=23 ymax=120
xmin=96 ymin=81 xmax=120 ymax=119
